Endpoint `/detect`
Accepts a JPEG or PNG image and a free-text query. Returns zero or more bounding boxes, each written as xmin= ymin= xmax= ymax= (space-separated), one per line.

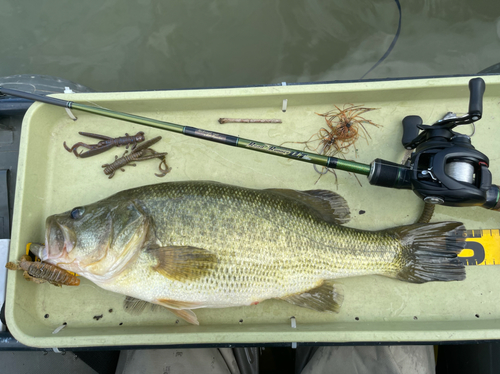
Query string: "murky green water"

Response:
xmin=0 ymin=0 xmax=499 ymax=91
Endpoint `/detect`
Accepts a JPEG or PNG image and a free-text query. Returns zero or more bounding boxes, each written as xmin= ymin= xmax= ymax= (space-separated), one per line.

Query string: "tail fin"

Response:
xmin=387 ymin=222 xmax=466 ymax=283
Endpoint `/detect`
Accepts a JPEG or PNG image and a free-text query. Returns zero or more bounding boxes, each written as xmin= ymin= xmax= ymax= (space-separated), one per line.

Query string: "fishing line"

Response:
xmin=360 ymin=0 xmax=402 ymax=79
xmin=313 ymin=144 xmax=329 ymax=175
xmin=83 ymin=100 xmax=111 ymax=111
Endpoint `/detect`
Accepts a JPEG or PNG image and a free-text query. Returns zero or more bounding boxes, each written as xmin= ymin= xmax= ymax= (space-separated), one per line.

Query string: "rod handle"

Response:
xmin=368 ymin=159 xmax=412 ymax=189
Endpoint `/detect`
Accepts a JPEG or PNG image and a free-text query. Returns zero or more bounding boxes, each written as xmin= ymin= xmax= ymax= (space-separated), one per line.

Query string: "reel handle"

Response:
xmin=402 ymin=115 xmax=423 ymax=149
xmin=468 ymin=77 xmax=485 ymax=120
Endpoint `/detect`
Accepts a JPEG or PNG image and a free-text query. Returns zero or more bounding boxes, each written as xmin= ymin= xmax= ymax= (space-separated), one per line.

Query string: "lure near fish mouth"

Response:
xmin=37 ymin=181 xmax=466 ymax=325
xmin=41 ymin=217 xmax=76 ymax=262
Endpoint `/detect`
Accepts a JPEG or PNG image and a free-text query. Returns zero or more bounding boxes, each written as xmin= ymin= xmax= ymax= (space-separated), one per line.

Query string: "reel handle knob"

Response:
xmin=402 ymin=115 xmax=423 ymax=149
xmin=483 ymin=185 xmax=500 ymax=210
xmin=468 ymin=77 xmax=485 ymax=121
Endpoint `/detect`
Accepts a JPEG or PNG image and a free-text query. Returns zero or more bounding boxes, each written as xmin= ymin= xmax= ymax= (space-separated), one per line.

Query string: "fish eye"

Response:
xmin=70 ymin=207 xmax=85 ymax=220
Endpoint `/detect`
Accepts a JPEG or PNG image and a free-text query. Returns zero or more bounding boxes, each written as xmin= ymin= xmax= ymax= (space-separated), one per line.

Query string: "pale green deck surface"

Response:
xmin=6 ymin=76 xmax=500 ymax=347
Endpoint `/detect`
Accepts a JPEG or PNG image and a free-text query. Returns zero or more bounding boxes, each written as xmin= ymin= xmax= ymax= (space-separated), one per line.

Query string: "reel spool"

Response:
xmin=445 ymin=159 xmax=474 ymax=184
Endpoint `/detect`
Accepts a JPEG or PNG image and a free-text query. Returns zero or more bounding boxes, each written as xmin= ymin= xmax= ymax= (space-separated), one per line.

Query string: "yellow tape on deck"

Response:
xmin=459 ymin=230 xmax=500 ymax=266
xmin=25 ymin=243 xmax=41 ymax=262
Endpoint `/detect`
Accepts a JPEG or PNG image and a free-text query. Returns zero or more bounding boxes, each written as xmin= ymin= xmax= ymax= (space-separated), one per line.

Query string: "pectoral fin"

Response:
xmin=280 ymin=281 xmax=344 ymax=313
xmin=148 ymin=245 xmax=217 ymax=282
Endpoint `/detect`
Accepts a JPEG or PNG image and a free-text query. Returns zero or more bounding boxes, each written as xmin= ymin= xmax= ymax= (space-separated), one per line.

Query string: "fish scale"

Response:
xmin=39 ymin=181 xmax=466 ymax=324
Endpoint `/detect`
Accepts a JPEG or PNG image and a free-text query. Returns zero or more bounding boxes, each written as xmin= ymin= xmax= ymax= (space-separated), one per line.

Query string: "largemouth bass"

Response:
xmin=37 ymin=181 xmax=466 ymax=324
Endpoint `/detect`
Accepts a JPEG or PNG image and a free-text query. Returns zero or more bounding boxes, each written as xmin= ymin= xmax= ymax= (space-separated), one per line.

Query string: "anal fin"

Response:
xmin=280 ymin=281 xmax=344 ymax=313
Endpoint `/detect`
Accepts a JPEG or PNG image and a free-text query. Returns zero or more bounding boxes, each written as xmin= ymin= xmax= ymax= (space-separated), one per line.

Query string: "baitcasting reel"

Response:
xmin=369 ymin=78 xmax=500 ymax=209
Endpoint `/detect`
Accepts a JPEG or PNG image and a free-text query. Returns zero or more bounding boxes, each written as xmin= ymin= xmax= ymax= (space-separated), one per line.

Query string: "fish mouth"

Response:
xmin=43 ymin=217 xmax=76 ymax=261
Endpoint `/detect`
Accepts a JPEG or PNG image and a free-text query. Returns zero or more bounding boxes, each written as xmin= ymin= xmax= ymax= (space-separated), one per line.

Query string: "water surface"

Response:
xmin=0 ymin=0 xmax=499 ymax=91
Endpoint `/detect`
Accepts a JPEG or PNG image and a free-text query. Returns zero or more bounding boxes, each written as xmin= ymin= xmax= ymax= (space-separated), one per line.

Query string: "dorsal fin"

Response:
xmin=266 ymin=189 xmax=350 ymax=224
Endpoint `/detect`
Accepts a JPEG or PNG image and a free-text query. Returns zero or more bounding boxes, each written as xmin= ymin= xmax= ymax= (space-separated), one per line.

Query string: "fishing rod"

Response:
xmin=0 ymin=86 xmax=370 ymax=175
xmin=0 ymin=78 xmax=498 ymax=210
